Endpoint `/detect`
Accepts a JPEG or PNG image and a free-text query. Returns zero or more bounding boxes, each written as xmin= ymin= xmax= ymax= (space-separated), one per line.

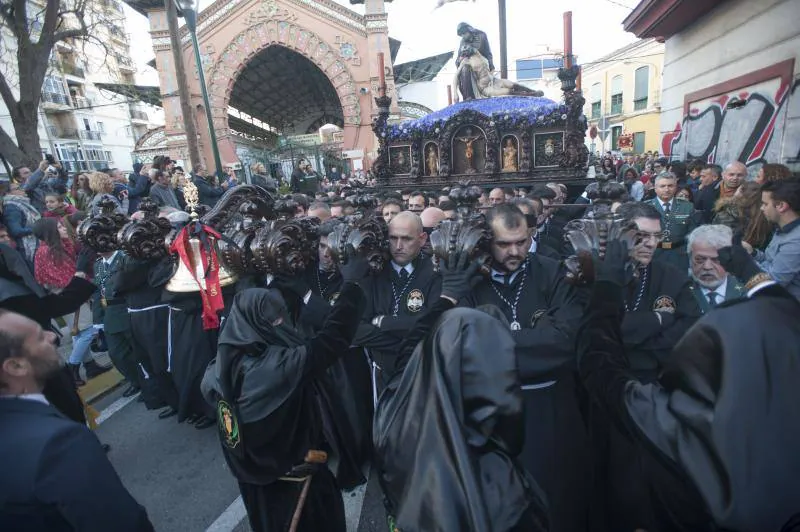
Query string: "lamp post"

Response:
xmin=173 ymin=0 xmax=223 ymax=179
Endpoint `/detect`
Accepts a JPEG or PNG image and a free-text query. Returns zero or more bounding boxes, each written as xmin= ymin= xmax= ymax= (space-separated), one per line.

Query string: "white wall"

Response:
xmin=397 ymin=75 xmax=452 ymax=113
xmin=660 ymin=0 xmax=800 ymax=172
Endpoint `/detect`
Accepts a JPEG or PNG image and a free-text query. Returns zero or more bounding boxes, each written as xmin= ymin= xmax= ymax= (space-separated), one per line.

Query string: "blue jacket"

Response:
xmin=0 ymin=398 xmax=153 ymax=532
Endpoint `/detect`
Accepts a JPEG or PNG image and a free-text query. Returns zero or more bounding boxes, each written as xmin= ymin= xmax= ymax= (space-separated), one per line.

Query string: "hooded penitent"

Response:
xmin=374 ymin=307 xmax=548 ymax=532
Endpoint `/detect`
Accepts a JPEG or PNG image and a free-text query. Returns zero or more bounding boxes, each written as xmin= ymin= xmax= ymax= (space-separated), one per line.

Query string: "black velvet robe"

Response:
xmin=579 ymin=281 xmax=800 ymax=531
xmin=374 ymin=307 xmax=548 ymax=532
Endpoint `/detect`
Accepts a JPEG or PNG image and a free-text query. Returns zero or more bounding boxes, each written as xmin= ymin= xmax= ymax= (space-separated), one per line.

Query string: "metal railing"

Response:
xmin=42 ymin=91 xmax=71 ymax=106
xmin=47 ymin=126 xmax=79 ymax=139
xmin=116 ymin=54 xmax=135 ymax=68
xmin=130 ymin=110 xmax=148 ymax=121
xmin=73 ymin=96 xmax=93 ymax=109
xmin=79 ymin=130 xmax=103 ymax=140
xmin=63 ymin=64 xmax=85 ymax=78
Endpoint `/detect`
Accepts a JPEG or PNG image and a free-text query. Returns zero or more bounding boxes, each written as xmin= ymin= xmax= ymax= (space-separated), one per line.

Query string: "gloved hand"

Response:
xmin=273 ymin=274 xmax=310 ymax=300
xmin=440 ymin=251 xmax=481 ymax=303
xmin=594 ymin=239 xmax=631 ymax=286
xmin=340 ymin=255 xmax=370 ymax=283
xmin=718 ymin=234 xmax=762 ymax=281
xmin=75 ymin=248 xmax=96 ymax=275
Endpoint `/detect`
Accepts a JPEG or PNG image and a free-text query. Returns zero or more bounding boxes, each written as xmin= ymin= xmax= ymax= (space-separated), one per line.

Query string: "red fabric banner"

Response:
xmin=170 ymin=223 xmax=225 ymax=330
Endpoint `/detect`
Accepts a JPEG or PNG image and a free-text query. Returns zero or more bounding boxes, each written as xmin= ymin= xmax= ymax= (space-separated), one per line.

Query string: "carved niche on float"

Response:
xmin=534 ymin=132 xmax=564 ymax=168
xmin=452 ymin=125 xmax=487 ymax=175
xmin=424 ymin=142 xmax=439 ymax=176
xmin=389 ymin=145 xmax=412 ymax=175
xmin=501 ymin=135 xmax=519 ymax=172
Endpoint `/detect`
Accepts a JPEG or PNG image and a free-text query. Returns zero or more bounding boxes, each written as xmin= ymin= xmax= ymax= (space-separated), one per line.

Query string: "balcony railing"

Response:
xmin=63 ymin=64 xmax=85 ymax=78
xmin=130 ymin=110 xmax=148 ymax=121
xmin=117 ymin=55 xmax=135 ymax=69
xmin=73 ymin=96 xmax=93 ymax=109
xmin=79 ymin=130 xmax=103 ymax=140
xmin=47 ymin=126 xmax=79 ymax=139
xmin=42 ymin=91 xmax=71 ymax=106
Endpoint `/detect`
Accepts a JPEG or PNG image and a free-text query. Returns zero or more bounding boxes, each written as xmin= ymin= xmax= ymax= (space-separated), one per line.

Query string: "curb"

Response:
xmin=78 ymin=368 xmax=125 ymax=404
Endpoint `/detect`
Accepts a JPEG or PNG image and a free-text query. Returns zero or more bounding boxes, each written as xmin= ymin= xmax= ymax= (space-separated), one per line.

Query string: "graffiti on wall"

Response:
xmin=662 ymin=76 xmax=800 ymax=170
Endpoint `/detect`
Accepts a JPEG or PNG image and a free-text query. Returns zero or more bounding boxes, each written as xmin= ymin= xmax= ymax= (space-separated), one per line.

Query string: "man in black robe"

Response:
xmin=587 ymin=201 xmax=702 ymax=532
xmin=461 ymin=204 xmax=589 ymax=532
xmin=201 ymin=256 xmax=369 ymax=532
xmin=354 ymin=212 xmax=442 ymax=390
xmin=578 ymin=239 xmax=800 ymax=531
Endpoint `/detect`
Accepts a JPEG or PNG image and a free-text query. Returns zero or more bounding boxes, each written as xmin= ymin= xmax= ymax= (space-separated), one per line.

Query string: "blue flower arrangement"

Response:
xmin=384 ymin=96 xmax=569 ymax=142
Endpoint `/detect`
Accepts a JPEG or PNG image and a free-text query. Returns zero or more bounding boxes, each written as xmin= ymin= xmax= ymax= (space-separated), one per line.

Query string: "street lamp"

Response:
xmin=173 ymin=0 xmax=223 ymax=179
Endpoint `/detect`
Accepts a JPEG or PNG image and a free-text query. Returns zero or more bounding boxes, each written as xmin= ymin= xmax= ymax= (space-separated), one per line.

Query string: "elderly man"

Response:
xmin=721 ymin=161 xmax=747 ymax=198
xmin=687 ymin=225 xmax=745 ymax=313
xmin=647 ymin=172 xmax=697 ymax=270
xmin=0 ymin=311 xmax=154 ymax=532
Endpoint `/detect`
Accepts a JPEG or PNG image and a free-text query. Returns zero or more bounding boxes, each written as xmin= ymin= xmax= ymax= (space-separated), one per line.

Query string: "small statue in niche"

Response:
xmin=455 ymin=128 xmax=481 ymax=174
xmin=545 ymin=138 xmax=556 ymax=157
xmin=426 ymin=145 xmax=439 ymax=176
xmin=502 ymin=138 xmax=518 ymax=172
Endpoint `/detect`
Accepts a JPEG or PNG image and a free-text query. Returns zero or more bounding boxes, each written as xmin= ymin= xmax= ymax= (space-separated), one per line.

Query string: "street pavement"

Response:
xmin=91 ymin=386 xmax=389 ymax=531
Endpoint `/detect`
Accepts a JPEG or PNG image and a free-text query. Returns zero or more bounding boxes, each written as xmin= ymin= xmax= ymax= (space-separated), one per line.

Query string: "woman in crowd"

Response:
xmin=70 ymin=172 xmax=94 ymax=212
xmin=88 ymin=171 xmax=125 ymax=217
xmin=713 ymin=181 xmax=772 ymax=250
xmin=44 ymin=190 xmax=78 ymax=220
xmin=1 ymin=182 xmax=41 ymax=265
xmin=756 ymin=163 xmax=793 ymax=185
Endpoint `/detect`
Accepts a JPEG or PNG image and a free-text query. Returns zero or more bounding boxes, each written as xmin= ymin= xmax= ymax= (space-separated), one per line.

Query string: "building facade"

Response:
xmin=515 ymin=50 xmax=566 ymax=101
xmin=0 ymin=0 xmax=163 ymax=176
xmin=625 ymin=0 xmax=800 ymax=173
xmin=580 ymin=38 xmax=665 ymax=155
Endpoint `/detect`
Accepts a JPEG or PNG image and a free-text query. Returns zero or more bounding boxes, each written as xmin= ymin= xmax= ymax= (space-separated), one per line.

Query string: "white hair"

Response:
xmin=687 ymin=224 xmax=733 ymax=253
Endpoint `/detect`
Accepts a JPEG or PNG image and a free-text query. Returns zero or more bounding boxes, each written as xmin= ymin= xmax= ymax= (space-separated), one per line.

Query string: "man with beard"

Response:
xmin=687 ymin=225 xmax=745 ymax=313
xmin=590 ymin=201 xmax=702 ymax=532
xmin=354 ymin=212 xmax=441 ymax=390
xmin=0 ymin=311 xmax=153 ymax=531
xmin=460 ymin=203 xmax=588 ymax=532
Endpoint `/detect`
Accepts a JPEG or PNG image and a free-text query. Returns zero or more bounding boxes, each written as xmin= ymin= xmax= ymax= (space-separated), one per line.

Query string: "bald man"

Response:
xmin=420 ymin=207 xmax=447 ymax=230
xmin=489 ymin=187 xmax=505 ymax=206
xmin=353 ymin=212 xmax=442 ymax=389
xmin=721 ymin=161 xmax=747 ymax=198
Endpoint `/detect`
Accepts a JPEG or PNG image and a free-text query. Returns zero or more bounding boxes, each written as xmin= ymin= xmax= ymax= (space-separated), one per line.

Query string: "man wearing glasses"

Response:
xmin=589 ymin=202 xmax=701 ymax=532
xmin=687 ymin=225 xmax=745 ymax=313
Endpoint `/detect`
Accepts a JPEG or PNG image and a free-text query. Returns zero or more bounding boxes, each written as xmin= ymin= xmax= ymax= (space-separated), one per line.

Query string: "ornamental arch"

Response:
xmin=144 ymin=0 xmax=393 ymax=172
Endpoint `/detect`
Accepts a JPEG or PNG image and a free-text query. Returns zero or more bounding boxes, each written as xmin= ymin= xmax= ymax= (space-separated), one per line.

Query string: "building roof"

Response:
xmin=393 ymin=51 xmax=453 ymax=84
xmin=623 ymin=0 xmax=729 ymax=40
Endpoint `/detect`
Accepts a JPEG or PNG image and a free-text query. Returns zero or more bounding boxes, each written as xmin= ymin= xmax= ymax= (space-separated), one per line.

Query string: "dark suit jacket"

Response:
xmin=0 ymin=398 xmax=153 ymax=532
xmin=690 ymin=276 xmax=745 ymax=314
xmin=694 ymin=182 xmax=721 ymax=224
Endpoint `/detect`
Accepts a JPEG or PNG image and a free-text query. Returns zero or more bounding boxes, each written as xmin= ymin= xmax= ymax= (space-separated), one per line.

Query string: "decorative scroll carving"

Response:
xmin=117 ymin=198 xmax=173 ymax=260
xmin=77 ymin=198 xmax=128 ymax=252
xmin=559 ymin=65 xmax=589 ymax=169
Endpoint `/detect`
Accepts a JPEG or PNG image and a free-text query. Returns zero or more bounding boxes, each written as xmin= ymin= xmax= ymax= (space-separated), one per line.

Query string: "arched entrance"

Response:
xmin=228 ymin=45 xmax=345 ymax=135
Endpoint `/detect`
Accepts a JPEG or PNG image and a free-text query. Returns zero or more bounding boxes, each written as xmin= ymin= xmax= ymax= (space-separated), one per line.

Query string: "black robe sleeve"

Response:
xmin=304 ymin=282 xmax=366 ymax=375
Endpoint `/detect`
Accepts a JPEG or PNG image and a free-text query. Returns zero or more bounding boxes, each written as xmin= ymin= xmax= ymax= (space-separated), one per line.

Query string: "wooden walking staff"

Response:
xmin=288 ymin=450 xmax=328 ymax=532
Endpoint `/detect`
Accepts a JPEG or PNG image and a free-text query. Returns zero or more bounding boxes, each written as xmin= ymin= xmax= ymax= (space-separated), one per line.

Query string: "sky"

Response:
xmin=125 ymin=0 xmax=639 ymax=86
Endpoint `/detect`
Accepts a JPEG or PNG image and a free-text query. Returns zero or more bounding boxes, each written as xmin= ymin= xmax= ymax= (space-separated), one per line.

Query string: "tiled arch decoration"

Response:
xmin=206 ymin=19 xmax=362 ymax=136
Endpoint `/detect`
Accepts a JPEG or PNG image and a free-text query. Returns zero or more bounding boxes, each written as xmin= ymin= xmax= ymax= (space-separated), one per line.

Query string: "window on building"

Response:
xmin=611 ymin=75 xmax=623 ymax=115
xmin=590 ymin=83 xmax=601 ymax=119
xmin=633 ymin=132 xmax=646 ymax=154
xmin=83 ymin=118 xmax=91 ymax=131
xmin=105 ymin=151 xmax=113 ymax=162
xmin=96 ymin=121 xmax=105 ymax=133
xmin=634 ymin=67 xmax=649 ymax=111
xmin=611 ymin=125 xmax=623 ymax=151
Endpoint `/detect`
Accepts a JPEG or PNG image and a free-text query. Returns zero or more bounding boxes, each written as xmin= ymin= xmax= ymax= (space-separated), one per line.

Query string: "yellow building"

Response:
xmin=581 ymin=38 xmax=665 ymax=155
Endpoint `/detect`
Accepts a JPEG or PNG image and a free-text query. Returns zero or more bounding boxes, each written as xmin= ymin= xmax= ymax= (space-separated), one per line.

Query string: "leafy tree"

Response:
xmin=0 ymin=0 xmax=122 ymax=167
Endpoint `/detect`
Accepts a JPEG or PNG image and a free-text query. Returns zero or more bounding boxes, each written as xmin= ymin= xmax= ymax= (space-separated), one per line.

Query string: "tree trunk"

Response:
xmin=165 ymin=0 xmax=201 ymax=170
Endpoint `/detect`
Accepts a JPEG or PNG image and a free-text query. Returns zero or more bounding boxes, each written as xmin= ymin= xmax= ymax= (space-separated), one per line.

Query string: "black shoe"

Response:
xmin=101 ymin=443 xmax=111 ymax=453
xmin=194 ymin=416 xmax=215 ymax=430
xmin=122 ymin=385 xmax=140 ymax=398
xmin=186 ymin=413 xmax=201 ymax=425
xmin=158 ymin=407 xmax=178 ymax=419
xmin=69 ymin=363 xmax=86 ymax=387
xmin=84 ymin=360 xmax=112 ymax=379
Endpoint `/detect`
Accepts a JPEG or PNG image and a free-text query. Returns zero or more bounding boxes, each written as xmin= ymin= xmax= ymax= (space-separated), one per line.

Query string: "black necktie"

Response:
xmin=707 ymin=291 xmax=718 ymax=307
xmin=663 ymin=202 xmax=671 ymax=214
xmin=398 ymin=269 xmax=409 ymax=283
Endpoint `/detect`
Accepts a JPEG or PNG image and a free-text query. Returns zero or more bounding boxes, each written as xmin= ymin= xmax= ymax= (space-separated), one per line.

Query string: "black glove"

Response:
xmin=273 ymin=274 xmax=310 ymax=300
xmin=340 ymin=255 xmax=370 ymax=283
xmin=440 ymin=251 xmax=481 ymax=303
xmin=718 ymin=234 xmax=762 ymax=281
xmin=594 ymin=239 xmax=631 ymax=286
xmin=75 ymin=248 xmax=96 ymax=275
